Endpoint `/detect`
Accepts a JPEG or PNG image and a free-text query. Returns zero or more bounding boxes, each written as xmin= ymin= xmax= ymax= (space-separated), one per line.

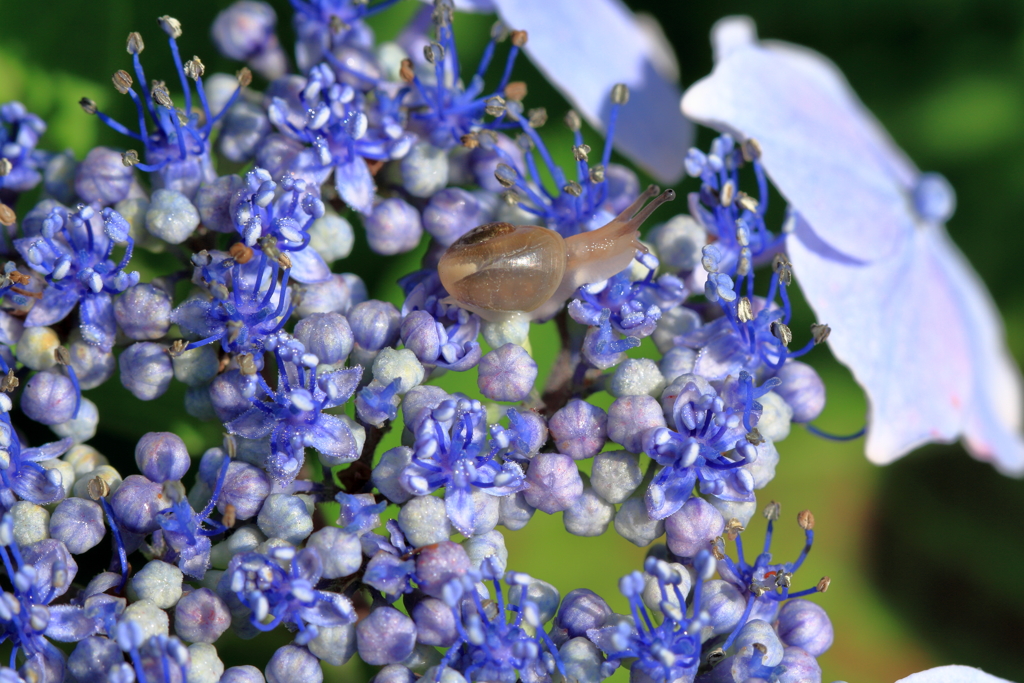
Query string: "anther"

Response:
xmin=121 ymin=150 xmax=140 ymax=167
xmin=742 ymin=138 xmax=762 ymax=162
xmin=707 ymin=648 xmax=726 ymax=667
xmin=460 ymin=133 xmax=479 ymax=149
xmin=775 ymin=570 xmax=792 ymax=588
xmin=589 ymin=165 xmax=605 ymax=183
xmin=169 ymin=340 xmax=188 ymax=358
xmin=0 ymin=159 xmax=11 ymax=177
xmin=527 ymin=107 xmax=547 ymax=128
xmin=770 ymin=321 xmax=792 ymax=347
xmin=563 ymin=181 xmax=582 ymax=197
xmin=258 ymin=235 xmax=280 ymax=259
xmin=222 ymin=504 xmax=237 ymax=529
xmin=494 ymin=163 xmax=516 ymax=188
xmin=763 ymin=500 xmax=781 ymax=521
xmin=564 ymin=110 xmax=582 ymax=132
xmin=510 ymin=29 xmax=528 ymax=47
xmin=737 ymin=296 xmax=753 ymax=322
xmin=724 ymin=518 xmax=745 ymax=540
xmin=817 ymin=576 xmax=831 ymax=593
xmin=237 ymin=354 xmax=257 ymax=376
xmin=611 ymin=83 xmax=630 ymax=105
xmin=88 ymin=476 xmax=110 ymax=500
xmin=228 ymin=242 xmax=253 ymax=264
xmin=573 ymin=144 xmax=591 ymax=162
xmin=158 ymin=15 xmax=183 ymax=39
xmin=772 ymin=253 xmax=793 ymax=285
xmin=174 ymin=108 xmax=189 ymax=126
xmin=0 ymin=370 xmax=18 ymax=393
xmin=9 ymin=271 xmax=29 ymax=286
xmin=151 ymin=81 xmax=173 ymax=109
xmin=720 ymin=180 xmax=735 ymax=208
xmin=501 ymin=190 xmax=520 ymax=206
xmin=399 ymin=59 xmax=414 ymax=83
xmin=752 ymin=643 xmax=768 ymax=655
xmin=277 ymin=253 xmax=292 ymax=269
xmin=112 ymin=70 xmax=133 ymax=94
xmin=184 ymin=57 xmax=205 ymax=81
xmin=485 ymin=96 xmax=506 ymax=118
xmin=745 ymin=427 xmax=764 ymax=445
xmin=711 ymin=536 xmax=726 ymax=560
xmin=236 ymin=68 xmax=253 ymax=87
xmin=54 ymin=347 xmax=71 ymax=366
xmin=328 ymin=15 xmax=349 ymax=34
xmin=79 ymin=98 xmax=98 ymax=115
xmin=0 ymin=204 xmax=14 ymax=227
xmin=126 ymin=32 xmax=145 ymax=54
xmin=797 ymin=509 xmax=815 ymax=530
xmin=737 ymin=192 xmax=759 ymax=213
xmin=504 ymin=81 xmax=527 ymax=102
xmin=810 ymin=323 xmax=831 ymax=345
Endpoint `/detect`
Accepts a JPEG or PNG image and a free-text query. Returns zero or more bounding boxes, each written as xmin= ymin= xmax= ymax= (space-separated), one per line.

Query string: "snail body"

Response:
xmin=439 ymin=185 xmax=675 ymax=322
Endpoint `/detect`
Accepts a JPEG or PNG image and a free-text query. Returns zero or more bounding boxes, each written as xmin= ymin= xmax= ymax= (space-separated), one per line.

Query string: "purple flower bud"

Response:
xmin=364 ymin=198 xmax=423 ymax=255
xmin=548 ymin=400 xmax=608 ymax=461
xmin=371 ymin=665 xmax=416 ymax=683
xmin=477 ymin=344 xmax=538 ymax=402
xmin=135 ymin=432 xmax=190 ymax=483
xmin=294 ymin=312 xmax=353 ymax=365
xmin=422 ymin=188 xmax=488 ymax=247
xmin=563 ymin=486 xmax=615 ymax=537
xmin=607 ymin=395 xmax=667 ymax=453
xmin=498 ymin=491 xmax=535 ymax=531
xmin=665 ymin=496 xmax=725 ymax=558
xmin=701 ymin=579 xmax=746 ymax=637
xmin=554 ymin=588 xmax=611 ymax=642
xmin=49 ymin=497 xmax=105 ymax=554
xmin=306 ymin=527 xmax=361 ymax=579
xmin=348 ymin=300 xmax=401 ymax=351
xmin=412 ymin=597 xmax=458 ymax=647
xmin=415 ymin=541 xmax=471 ymax=598
xmin=68 ymin=331 xmax=116 ymax=390
xmin=356 ymin=606 xmax=417 ymax=665
xmin=211 ymin=2 xmax=278 ymax=61
xmin=265 ymin=645 xmax=323 ymax=683
xmin=110 ymin=475 xmax=172 ymax=534
xmin=776 ymin=647 xmax=822 ymax=683
xmin=209 ymin=370 xmax=257 ymax=423
xmin=220 ymin=666 xmax=266 ymax=683
xmin=733 ymin=619 xmax=784 ymax=667
xmin=175 ymin=587 xmax=231 ymax=644
xmin=68 ymin=636 xmax=124 ymax=683
xmin=21 ymin=370 xmax=77 ymax=425
xmin=523 ymin=453 xmax=583 ymax=514
xmin=776 ymin=600 xmax=834 ymax=656
xmin=220 ymin=102 xmax=273 ymax=165
xmin=399 ymin=310 xmax=441 ymax=365
xmin=195 ymin=175 xmax=246 ymax=233
xmin=114 ymin=284 xmax=172 ymax=340
xmin=774 ymin=361 xmax=826 ymax=423
xmin=75 ymin=146 xmax=134 ymax=206
xmin=119 ymin=342 xmax=173 ymax=401
xmin=217 ymin=461 xmax=271 ymax=521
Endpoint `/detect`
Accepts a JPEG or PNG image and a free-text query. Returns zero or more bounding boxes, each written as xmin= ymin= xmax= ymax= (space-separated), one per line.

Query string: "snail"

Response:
xmin=438 ymin=184 xmax=676 ymax=322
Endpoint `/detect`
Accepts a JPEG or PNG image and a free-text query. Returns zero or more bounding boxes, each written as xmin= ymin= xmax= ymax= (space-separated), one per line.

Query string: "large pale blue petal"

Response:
xmin=78 ymin=292 xmax=117 ymax=351
xmin=303 ymin=414 xmax=360 ymax=465
xmin=45 ymin=605 xmax=99 ymax=642
xmin=682 ymin=17 xmax=916 ymax=262
xmin=896 ymin=666 xmax=1014 ymax=683
xmin=285 ymin=245 xmax=332 ymax=284
xmin=226 ymin=407 xmax=275 ymax=440
xmin=488 ymin=0 xmax=690 ymax=184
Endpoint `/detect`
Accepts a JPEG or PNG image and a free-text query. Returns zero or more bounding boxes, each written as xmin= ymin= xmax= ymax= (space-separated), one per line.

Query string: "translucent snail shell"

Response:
xmin=438 ymin=185 xmax=675 ymax=322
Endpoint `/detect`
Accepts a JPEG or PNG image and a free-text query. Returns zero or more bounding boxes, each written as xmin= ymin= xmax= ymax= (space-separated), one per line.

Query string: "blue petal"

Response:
xmin=170 ymin=298 xmax=219 ymax=338
xmin=11 ymin=462 xmax=65 ymax=505
xmin=22 ymin=437 xmax=74 ymax=463
xmin=444 ymin=485 xmax=476 ymax=537
xmin=45 ymin=605 xmax=99 ymax=642
xmin=303 ymin=414 xmax=360 ymax=466
xmin=489 ymin=0 xmax=691 ymax=183
xmin=334 ymin=157 xmax=375 ymax=215
xmin=300 ymin=591 xmax=357 ymax=627
xmin=25 ymin=286 xmax=80 ymax=327
xmin=226 ymin=406 xmax=275 ymax=440
xmin=285 ymin=245 xmax=332 ymax=284
xmin=318 ymin=366 xmax=363 ymax=408
xmin=645 ymin=464 xmax=696 ymax=520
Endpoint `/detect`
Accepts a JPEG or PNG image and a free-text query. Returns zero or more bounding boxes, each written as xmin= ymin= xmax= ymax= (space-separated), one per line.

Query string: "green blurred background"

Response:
xmin=0 ymin=0 xmax=1022 ymax=681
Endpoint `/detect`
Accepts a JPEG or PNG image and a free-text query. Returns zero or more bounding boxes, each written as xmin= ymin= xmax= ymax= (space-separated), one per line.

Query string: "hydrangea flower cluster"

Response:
xmin=0 ymin=3 xmax=1015 ymax=683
